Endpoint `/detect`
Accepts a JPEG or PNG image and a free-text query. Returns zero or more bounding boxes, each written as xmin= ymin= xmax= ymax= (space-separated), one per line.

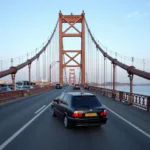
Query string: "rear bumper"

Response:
xmin=68 ymin=117 xmax=107 ymax=127
xmin=56 ymin=87 xmax=61 ymax=89
xmin=73 ymin=87 xmax=80 ymax=89
xmin=84 ymin=87 xmax=89 ymax=89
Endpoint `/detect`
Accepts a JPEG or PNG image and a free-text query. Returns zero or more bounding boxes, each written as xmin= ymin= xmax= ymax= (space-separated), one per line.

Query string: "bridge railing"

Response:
xmin=0 ymin=85 xmax=55 ymax=103
xmin=88 ymin=86 xmax=150 ymax=112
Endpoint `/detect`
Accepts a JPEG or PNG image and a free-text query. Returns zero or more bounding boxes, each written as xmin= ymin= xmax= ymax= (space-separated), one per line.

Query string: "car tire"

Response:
xmin=63 ymin=115 xmax=71 ymax=129
xmin=51 ymin=107 xmax=56 ymax=117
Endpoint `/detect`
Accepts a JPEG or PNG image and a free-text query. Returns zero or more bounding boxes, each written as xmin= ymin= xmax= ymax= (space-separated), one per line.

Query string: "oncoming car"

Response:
xmin=50 ymin=92 xmax=107 ymax=128
xmin=73 ymin=84 xmax=80 ymax=90
xmin=56 ymin=84 xmax=62 ymax=89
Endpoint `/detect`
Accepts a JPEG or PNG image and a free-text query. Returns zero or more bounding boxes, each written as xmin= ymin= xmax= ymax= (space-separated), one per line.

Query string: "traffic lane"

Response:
xmin=3 ymin=103 xmax=150 ymax=150
xmin=0 ymin=86 xmax=70 ymax=120
xmin=69 ymin=87 xmax=82 ymax=92
xmin=0 ymin=87 xmax=66 ymax=122
xmin=90 ymin=90 xmax=150 ymax=135
xmin=0 ymin=86 xmax=69 ymax=146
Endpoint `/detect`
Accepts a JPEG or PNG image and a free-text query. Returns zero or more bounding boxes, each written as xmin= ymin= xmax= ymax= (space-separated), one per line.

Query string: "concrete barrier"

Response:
xmin=88 ymin=86 xmax=150 ymax=112
xmin=0 ymin=86 xmax=55 ymax=103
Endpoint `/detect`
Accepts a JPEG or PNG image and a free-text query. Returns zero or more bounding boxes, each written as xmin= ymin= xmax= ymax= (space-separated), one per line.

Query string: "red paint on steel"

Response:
xmin=69 ymin=69 xmax=76 ymax=84
xmin=147 ymin=97 xmax=150 ymax=112
xmin=59 ymin=11 xmax=85 ymax=85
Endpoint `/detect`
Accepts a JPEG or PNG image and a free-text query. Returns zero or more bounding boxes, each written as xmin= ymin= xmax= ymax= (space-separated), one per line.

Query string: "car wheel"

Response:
xmin=51 ymin=107 xmax=56 ymax=117
xmin=64 ymin=115 xmax=71 ymax=129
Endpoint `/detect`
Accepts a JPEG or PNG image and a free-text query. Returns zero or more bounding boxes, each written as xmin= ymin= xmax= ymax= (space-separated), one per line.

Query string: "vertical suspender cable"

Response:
xmin=116 ymin=65 xmax=117 ymax=86
xmin=39 ymin=56 xmax=41 ymax=82
xmin=105 ymin=47 xmax=107 ymax=88
xmin=104 ymin=56 xmax=105 ymax=89
xmin=101 ymin=53 xmax=102 ymax=86
xmin=97 ymin=46 xmax=99 ymax=85
xmin=49 ymin=44 xmax=51 ymax=83
xmin=111 ymin=62 xmax=112 ymax=89
xmin=51 ymin=39 xmax=53 ymax=83
xmin=47 ymin=46 xmax=49 ymax=82
xmin=95 ymin=46 xmax=96 ymax=84
xmin=87 ymin=31 xmax=89 ymax=83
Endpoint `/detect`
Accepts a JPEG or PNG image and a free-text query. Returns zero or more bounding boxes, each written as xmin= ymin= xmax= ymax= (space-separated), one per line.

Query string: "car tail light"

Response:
xmin=100 ymin=110 xmax=107 ymax=116
xmin=72 ymin=111 xmax=83 ymax=118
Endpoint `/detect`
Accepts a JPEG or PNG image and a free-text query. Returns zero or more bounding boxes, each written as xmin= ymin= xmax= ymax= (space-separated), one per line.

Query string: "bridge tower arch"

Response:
xmin=59 ymin=11 xmax=85 ymax=86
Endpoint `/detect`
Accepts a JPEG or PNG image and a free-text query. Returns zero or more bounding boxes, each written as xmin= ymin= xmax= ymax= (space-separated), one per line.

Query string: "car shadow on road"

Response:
xmin=50 ymin=115 xmax=106 ymax=133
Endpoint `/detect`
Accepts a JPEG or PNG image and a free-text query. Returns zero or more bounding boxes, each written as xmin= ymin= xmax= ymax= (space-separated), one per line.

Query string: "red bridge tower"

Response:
xmin=69 ymin=69 xmax=76 ymax=84
xmin=59 ymin=11 xmax=85 ymax=86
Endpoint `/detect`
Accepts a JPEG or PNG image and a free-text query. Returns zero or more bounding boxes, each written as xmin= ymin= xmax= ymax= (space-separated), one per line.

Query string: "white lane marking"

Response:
xmin=104 ymin=105 xmax=150 ymax=139
xmin=64 ymin=86 xmax=70 ymax=93
xmin=34 ymin=105 xmax=46 ymax=114
xmin=133 ymin=105 xmax=147 ymax=111
xmin=0 ymin=103 xmax=51 ymax=150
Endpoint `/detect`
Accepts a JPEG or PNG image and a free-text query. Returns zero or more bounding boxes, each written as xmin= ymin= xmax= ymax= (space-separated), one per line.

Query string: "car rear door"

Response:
xmin=58 ymin=94 xmax=73 ymax=118
xmin=62 ymin=95 xmax=72 ymax=116
xmin=53 ymin=95 xmax=63 ymax=117
xmin=57 ymin=94 xmax=69 ymax=119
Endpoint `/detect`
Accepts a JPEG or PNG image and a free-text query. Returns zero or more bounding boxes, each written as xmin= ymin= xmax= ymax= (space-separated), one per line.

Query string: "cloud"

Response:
xmin=127 ymin=11 xmax=140 ymax=18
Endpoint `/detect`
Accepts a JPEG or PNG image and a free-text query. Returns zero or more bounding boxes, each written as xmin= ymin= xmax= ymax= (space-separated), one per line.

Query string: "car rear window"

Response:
xmin=72 ymin=96 xmax=101 ymax=108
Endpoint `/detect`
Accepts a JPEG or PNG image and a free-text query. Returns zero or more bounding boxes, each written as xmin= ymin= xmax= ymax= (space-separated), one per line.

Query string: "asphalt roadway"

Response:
xmin=0 ymin=86 xmax=150 ymax=150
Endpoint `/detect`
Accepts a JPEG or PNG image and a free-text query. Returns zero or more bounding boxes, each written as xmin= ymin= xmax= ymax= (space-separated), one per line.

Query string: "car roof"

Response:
xmin=64 ymin=92 xmax=94 ymax=96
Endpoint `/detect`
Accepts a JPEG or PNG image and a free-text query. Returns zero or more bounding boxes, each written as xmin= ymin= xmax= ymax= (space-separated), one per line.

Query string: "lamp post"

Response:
xmin=50 ymin=61 xmax=59 ymax=85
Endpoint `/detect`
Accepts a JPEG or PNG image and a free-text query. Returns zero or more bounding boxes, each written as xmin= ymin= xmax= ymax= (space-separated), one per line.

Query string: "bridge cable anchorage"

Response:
xmin=84 ymin=17 xmax=150 ymax=80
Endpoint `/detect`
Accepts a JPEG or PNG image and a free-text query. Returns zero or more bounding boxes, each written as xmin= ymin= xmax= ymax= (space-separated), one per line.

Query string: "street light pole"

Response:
xmin=49 ymin=61 xmax=59 ymax=86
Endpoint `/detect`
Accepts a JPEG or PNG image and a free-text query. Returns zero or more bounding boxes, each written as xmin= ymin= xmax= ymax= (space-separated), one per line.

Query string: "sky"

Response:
xmin=0 ymin=0 xmax=150 ymax=83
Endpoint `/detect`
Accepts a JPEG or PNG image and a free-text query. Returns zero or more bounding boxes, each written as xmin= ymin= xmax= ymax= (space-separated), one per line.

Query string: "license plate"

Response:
xmin=85 ymin=113 xmax=97 ymax=117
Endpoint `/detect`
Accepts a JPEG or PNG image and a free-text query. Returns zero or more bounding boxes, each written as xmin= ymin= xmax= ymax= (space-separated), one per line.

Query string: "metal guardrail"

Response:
xmin=88 ymin=86 xmax=150 ymax=112
xmin=0 ymin=86 xmax=55 ymax=102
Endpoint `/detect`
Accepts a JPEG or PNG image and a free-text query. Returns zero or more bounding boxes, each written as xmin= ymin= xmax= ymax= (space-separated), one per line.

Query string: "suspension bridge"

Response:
xmin=0 ymin=11 xmax=150 ymax=150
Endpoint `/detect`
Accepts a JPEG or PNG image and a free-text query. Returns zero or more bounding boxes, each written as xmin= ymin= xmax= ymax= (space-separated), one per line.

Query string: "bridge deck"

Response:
xmin=90 ymin=90 xmax=150 ymax=134
xmin=0 ymin=86 xmax=150 ymax=150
